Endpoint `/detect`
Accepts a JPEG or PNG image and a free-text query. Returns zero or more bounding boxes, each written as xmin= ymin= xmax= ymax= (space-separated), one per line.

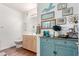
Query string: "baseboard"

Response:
xmin=0 ymin=45 xmax=16 ymax=52
xmin=22 ymin=47 xmax=37 ymax=54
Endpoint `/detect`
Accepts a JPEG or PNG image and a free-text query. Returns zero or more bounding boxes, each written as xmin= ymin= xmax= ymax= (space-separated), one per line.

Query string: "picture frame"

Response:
xmin=41 ymin=21 xmax=51 ymax=29
xmin=41 ymin=11 xmax=55 ymax=20
xmin=42 ymin=3 xmax=55 ymax=13
xmin=56 ymin=17 xmax=66 ymax=25
xmin=41 ymin=18 xmax=56 ymax=22
xmin=57 ymin=3 xmax=67 ymax=10
xmin=62 ymin=7 xmax=73 ymax=16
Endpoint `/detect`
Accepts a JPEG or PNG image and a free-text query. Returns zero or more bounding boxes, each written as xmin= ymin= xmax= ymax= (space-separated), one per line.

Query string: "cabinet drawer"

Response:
xmin=55 ymin=45 xmax=77 ymax=56
xmin=40 ymin=37 xmax=78 ymax=56
xmin=55 ymin=40 xmax=76 ymax=47
xmin=40 ymin=39 xmax=55 ymax=56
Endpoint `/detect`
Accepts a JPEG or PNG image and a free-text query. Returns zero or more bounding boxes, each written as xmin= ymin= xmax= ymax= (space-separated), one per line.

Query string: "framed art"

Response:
xmin=57 ymin=3 xmax=67 ymax=10
xmin=62 ymin=7 xmax=73 ymax=16
xmin=56 ymin=17 xmax=66 ymax=25
xmin=41 ymin=21 xmax=51 ymax=29
xmin=41 ymin=11 xmax=55 ymax=20
xmin=36 ymin=24 xmax=41 ymax=34
xmin=42 ymin=3 xmax=55 ymax=13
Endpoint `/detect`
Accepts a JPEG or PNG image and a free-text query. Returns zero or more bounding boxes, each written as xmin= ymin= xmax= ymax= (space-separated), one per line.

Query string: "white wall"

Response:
xmin=23 ymin=8 xmax=38 ymax=35
xmin=0 ymin=4 xmax=23 ymax=50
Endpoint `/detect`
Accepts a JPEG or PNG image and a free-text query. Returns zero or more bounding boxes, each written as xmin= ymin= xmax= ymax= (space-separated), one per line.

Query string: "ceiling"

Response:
xmin=2 ymin=3 xmax=37 ymax=12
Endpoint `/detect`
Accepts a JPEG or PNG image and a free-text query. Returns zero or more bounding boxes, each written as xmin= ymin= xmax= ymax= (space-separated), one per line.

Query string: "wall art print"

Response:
xmin=62 ymin=7 xmax=73 ymax=16
xmin=41 ymin=21 xmax=51 ymax=29
xmin=56 ymin=17 xmax=66 ymax=25
xmin=42 ymin=3 xmax=55 ymax=13
xmin=41 ymin=11 xmax=55 ymax=20
xmin=57 ymin=3 xmax=67 ymax=10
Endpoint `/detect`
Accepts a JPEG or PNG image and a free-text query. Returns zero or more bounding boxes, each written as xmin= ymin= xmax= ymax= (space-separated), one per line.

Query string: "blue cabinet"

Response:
xmin=40 ymin=37 xmax=78 ymax=56
xmin=40 ymin=39 xmax=48 ymax=56
xmin=40 ymin=38 xmax=55 ymax=56
xmin=55 ymin=44 xmax=77 ymax=56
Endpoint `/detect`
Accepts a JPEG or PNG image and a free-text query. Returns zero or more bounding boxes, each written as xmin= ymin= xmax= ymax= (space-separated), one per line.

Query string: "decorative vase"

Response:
xmin=54 ymin=31 xmax=59 ymax=38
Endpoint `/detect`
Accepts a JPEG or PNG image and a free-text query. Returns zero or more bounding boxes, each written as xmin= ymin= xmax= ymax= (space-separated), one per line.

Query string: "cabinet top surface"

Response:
xmin=40 ymin=36 xmax=78 ymax=42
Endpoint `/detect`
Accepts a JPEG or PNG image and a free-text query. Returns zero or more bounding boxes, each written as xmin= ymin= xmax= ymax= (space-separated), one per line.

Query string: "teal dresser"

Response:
xmin=40 ymin=37 xmax=78 ymax=56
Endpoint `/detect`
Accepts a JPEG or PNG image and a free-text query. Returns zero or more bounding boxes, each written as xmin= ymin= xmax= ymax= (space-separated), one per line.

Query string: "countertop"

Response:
xmin=40 ymin=36 xmax=78 ymax=42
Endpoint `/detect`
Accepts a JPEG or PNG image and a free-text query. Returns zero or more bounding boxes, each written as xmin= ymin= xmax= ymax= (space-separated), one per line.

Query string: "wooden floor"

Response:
xmin=0 ymin=47 xmax=36 ymax=56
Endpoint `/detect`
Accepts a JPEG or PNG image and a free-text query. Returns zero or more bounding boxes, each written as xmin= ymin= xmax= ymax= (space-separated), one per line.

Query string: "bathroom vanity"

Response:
xmin=40 ymin=37 xmax=78 ymax=56
xmin=22 ymin=35 xmax=37 ymax=53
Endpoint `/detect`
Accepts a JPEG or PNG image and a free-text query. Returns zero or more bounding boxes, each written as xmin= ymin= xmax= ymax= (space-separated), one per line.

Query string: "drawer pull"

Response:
xmin=53 ymin=51 xmax=57 ymax=55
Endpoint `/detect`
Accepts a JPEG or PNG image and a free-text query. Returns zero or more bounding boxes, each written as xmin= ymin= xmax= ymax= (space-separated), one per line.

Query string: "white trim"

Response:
xmin=37 ymin=35 xmax=40 ymax=56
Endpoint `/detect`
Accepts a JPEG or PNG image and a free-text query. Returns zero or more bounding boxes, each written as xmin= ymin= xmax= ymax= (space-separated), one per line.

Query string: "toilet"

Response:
xmin=14 ymin=40 xmax=22 ymax=48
